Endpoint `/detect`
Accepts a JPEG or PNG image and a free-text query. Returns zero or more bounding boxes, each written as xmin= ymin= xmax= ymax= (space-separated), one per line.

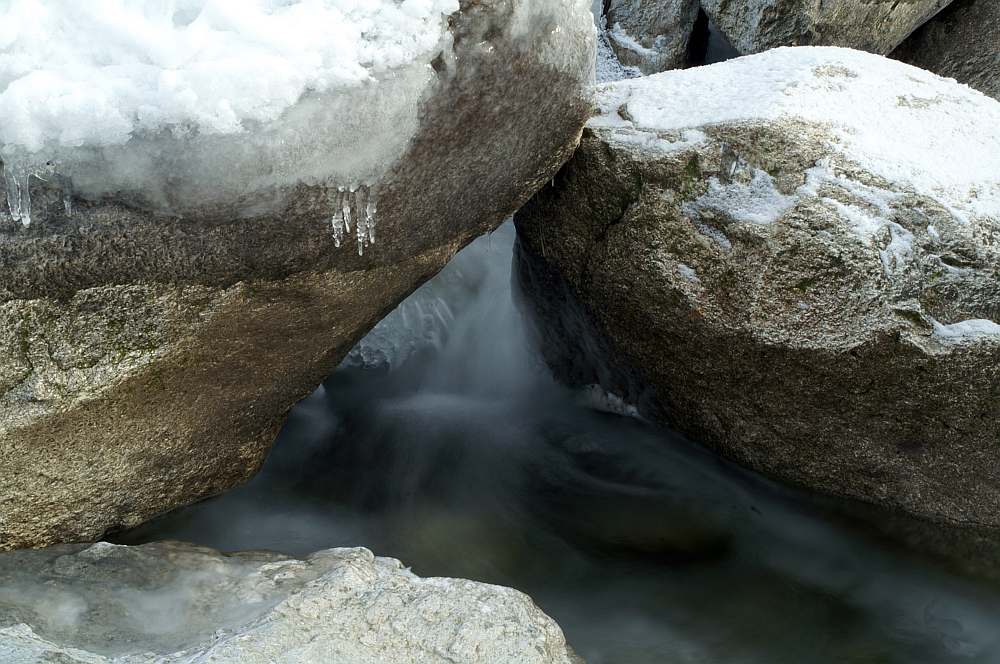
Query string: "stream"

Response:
xmin=115 ymin=223 xmax=1000 ymax=664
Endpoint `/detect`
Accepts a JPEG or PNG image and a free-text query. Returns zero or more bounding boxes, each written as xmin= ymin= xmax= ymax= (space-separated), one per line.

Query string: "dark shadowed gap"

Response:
xmin=687 ymin=9 xmax=741 ymax=67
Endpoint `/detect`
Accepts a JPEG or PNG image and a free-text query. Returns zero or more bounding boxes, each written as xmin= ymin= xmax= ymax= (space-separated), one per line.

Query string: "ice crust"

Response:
xmin=0 ymin=0 xmax=459 ymax=226
xmin=593 ymin=47 xmax=1000 ymax=223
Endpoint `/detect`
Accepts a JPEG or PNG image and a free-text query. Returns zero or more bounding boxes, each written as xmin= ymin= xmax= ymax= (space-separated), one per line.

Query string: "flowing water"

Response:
xmin=5 ymin=16 xmax=996 ymax=663
xmin=115 ymin=223 xmax=1000 ymax=664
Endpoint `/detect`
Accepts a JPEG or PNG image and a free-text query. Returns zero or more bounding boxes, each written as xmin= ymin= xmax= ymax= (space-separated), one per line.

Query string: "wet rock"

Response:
xmin=0 ymin=542 xmax=578 ymax=663
xmin=514 ymin=48 xmax=1000 ymax=537
xmin=0 ymin=0 xmax=595 ymax=550
xmin=893 ymin=0 xmax=1000 ymax=101
xmin=701 ymin=0 xmax=952 ymax=55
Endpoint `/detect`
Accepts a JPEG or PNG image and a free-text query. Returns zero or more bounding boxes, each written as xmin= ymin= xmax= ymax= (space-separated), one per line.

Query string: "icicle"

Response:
xmin=329 ymin=183 xmax=378 ymax=255
xmin=330 ymin=188 xmax=346 ymax=247
xmin=19 ymin=172 xmax=31 ymax=228
xmin=365 ymin=188 xmax=377 ymax=246
xmin=3 ymin=162 xmax=31 ymax=228
xmin=342 ymin=187 xmax=353 ymax=233
xmin=331 ymin=215 xmax=344 ymax=247
xmin=355 ymin=186 xmax=369 ymax=257
xmin=2 ymin=165 xmax=18 ymax=223
xmin=354 ymin=185 xmax=381 ymax=256
xmin=47 ymin=173 xmax=74 ymax=218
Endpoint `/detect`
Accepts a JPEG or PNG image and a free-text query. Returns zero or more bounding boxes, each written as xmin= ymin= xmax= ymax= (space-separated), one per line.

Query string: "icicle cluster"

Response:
xmin=331 ymin=185 xmax=378 ymax=256
xmin=2 ymin=156 xmax=74 ymax=227
xmin=2 ymin=161 xmax=31 ymax=228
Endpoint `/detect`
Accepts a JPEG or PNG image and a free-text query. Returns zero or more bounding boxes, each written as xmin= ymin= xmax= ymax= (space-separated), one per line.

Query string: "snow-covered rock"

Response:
xmin=0 ymin=0 xmax=595 ymax=550
xmin=701 ymin=0 xmax=953 ymax=56
xmin=0 ymin=0 xmax=451 ymax=231
xmin=0 ymin=542 xmax=578 ymax=664
xmin=514 ymin=47 xmax=1000 ymax=531
xmin=893 ymin=0 xmax=999 ymax=101
xmin=604 ymin=0 xmax=700 ymax=74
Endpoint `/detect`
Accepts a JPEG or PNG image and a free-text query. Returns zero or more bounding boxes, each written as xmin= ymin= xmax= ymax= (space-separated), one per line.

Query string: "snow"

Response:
xmin=798 ymin=161 xmax=902 ymax=234
xmin=879 ymin=222 xmax=915 ymax=276
xmin=607 ymin=22 xmax=657 ymax=59
xmin=0 ymin=0 xmax=458 ymax=152
xmin=683 ymin=168 xmax=796 ymax=226
xmin=595 ymin=47 xmax=1000 ymax=222
xmin=695 ymin=222 xmax=732 ymax=250
xmin=0 ymin=0 xmax=460 ymax=226
xmin=676 ymin=263 xmax=700 ymax=284
xmin=605 ymin=128 xmax=704 ymax=154
xmin=797 ymin=160 xmax=915 ymax=276
xmin=577 ymin=384 xmax=642 ymax=419
xmin=680 ymin=160 xmax=919 ymax=276
xmin=932 ymin=319 xmax=1000 ymax=343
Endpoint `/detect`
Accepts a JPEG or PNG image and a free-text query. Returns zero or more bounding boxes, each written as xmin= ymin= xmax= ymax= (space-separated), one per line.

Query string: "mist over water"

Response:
xmin=115 ymin=223 xmax=1000 ymax=664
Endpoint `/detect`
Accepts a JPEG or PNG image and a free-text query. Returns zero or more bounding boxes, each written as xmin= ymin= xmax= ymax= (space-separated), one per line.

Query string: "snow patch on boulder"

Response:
xmin=683 ymin=168 xmax=796 ymax=226
xmin=596 ymin=47 xmax=1000 ymax=222
xmin=933 ymin=318 xmax=1000 ymax=342
xmin=0 ymin=0 xmax=459 ymax=150
xmin=0 ymin=0 xmax=460 ymax=225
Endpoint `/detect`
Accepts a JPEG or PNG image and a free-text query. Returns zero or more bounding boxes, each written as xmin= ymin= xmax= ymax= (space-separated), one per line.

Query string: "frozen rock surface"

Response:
xmin=0 ymin=542 xmax=577 ymax=663
xmin=700 ymin=0 xmax=952 ymax=55
xmin=514 ymin=48 xmax=1000 ymax=536
xmin=604 ymin=0 xmax=700 ymax=74
xmin=893 ymin=0 xmax=1000 ymax=101
xmin=0 ymin=0 xmax=595 ymax=549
